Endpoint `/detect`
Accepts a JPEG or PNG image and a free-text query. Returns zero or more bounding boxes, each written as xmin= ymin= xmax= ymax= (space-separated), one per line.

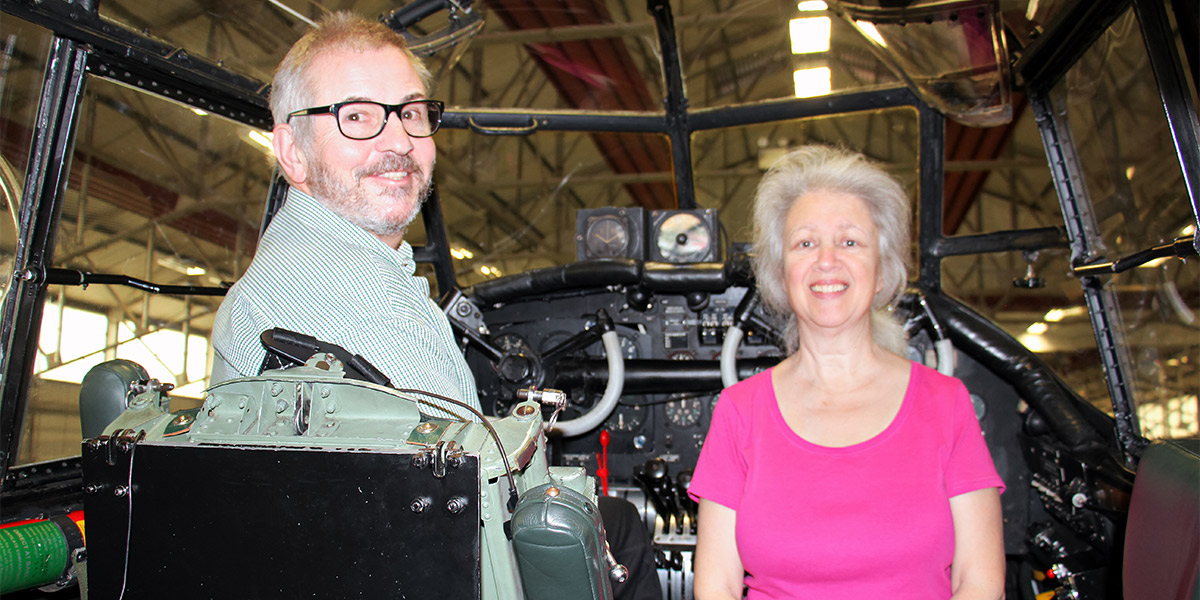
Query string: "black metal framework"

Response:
xmin=1030 ymin=90 xmax=1146 ymax=464
xmin=2 ymin=0 xmax=1194 ymax=477
xmin=1132 ymin=0 xmax=1200 ymax=247
xmin=0 ymin=37 xmax=91 ymax=479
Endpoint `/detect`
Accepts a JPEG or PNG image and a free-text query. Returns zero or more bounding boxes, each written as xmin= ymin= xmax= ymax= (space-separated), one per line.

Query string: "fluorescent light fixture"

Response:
xmin=793 ymin=67 xmax=832 ymax=98
xmin=856 ymin=21 xmax=887 ymax=47
xmin=1026 ymin=322 xmax=1048 ymax=335
xmin=1018 ymin=332 xmax=1051 ymax=353
xmin=790 ymin=16 xmax=831 ymax=54
xmin=797 ymin=1 xmax=827 ymax=11
xmin=157 ymin=256 xmax=206 ymax=277
xmin=451 ymin=247 xmax=475 ymax=260
xmin=248 ymin=130 xmax=273 ymax=150
xmin=1044 ymin=306 xmax=1087 ymax=322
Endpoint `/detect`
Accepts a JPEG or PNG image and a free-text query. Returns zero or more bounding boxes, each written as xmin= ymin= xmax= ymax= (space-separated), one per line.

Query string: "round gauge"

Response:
xmin=607 ymin=404 xmax=645 ymax=432
xmin=656 ymin=212 xmax=712 ymax=263
xmin=584 ymin=215 xmax=630 ymax=258
xmin=665 ymin=394 xmax=704 ymax=428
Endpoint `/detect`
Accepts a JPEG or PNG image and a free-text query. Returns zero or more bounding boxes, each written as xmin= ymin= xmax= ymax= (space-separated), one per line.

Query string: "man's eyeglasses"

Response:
xmin=286 ymin=99 xmax=444 ymax=140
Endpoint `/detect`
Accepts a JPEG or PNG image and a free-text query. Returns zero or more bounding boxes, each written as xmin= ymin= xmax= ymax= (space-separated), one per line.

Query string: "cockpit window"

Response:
xmin=435 ymin=128 xmax=674 ymax=285
xmin=688 ymin=106 xmax=920 ymax=245
xmin=0 ymin=20 xmax=51 ymax=313
xmin=1050 ymin=8 xmax=1198 ymax=440
xmin=15 ymin=75 xmax=274 ymax=466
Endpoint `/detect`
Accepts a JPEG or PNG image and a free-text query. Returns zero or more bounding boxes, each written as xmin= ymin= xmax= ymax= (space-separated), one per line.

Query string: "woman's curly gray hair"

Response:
xmin=752 ymin=145 xmax=912 ymax=355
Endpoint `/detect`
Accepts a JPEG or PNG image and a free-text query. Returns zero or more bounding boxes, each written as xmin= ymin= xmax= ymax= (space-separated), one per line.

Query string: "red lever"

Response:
xmin=597 ymin=430 xmax=611 ymax=496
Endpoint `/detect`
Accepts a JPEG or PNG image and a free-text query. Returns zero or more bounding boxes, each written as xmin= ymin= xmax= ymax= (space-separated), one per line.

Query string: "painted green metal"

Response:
xmin=95 ymin=356 xmax=602 ymax=600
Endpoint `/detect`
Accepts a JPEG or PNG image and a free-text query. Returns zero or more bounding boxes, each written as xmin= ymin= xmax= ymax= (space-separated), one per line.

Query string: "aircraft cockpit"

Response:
xmin=0 ymin=0 xmax=1196 ymax=599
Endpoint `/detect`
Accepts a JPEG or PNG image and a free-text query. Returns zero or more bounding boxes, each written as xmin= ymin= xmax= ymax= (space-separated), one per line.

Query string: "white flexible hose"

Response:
xmin=720 ymin=325 xmax=744 ymax=388
xmin=553 ymin=330 xmax=625 ymax=437
xmin=934 ymin=338 xmax=956 ymax=376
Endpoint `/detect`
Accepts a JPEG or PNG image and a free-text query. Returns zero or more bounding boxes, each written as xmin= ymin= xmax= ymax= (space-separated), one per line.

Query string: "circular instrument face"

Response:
xmin=584 ymin=215 xmax=630 ymax=258
xmin=656 ymin=212 xmax=712 ymax=263
xmin=607 ymin=404 xmax=646 ymax=432
xmin=664 ymin=394 xmax=705 ymax=428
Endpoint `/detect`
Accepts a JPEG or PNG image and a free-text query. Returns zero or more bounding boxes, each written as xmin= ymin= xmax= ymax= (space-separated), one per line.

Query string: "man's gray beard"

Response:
xmin=307 ymin=155 xmax=433 ymax=239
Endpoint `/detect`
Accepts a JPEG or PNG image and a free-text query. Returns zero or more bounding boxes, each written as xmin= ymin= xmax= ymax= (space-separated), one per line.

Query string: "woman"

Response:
xmin=690 ymin=146 xmax=1005 ymax=599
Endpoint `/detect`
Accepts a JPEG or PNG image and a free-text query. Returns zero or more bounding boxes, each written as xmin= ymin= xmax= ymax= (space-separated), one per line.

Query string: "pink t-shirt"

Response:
xmin=690 ymin=362 xmax=1004 ymax=599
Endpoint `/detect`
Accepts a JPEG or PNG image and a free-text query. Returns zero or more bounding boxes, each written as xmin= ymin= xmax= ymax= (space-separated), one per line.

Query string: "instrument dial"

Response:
xmin=656 ymin=212 xmax=712 ymax=263
xmin=584 ymin=215 xmax=630 ymax=258
xmin=665 ymin=394 xmax=705 ymax=428
xmin=607 ymin=404 xmax=646 ymax=432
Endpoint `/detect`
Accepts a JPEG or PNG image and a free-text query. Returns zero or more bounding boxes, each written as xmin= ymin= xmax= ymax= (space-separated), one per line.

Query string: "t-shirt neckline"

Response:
xmin=767 ymin=361 xmax=917 ymax=454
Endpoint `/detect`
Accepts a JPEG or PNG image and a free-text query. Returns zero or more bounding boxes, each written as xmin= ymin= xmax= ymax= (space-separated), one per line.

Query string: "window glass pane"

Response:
xmin=678 ymin=2 xmax=900 ymax=109
xmin=17 ymin=74 xmax=272 ymax=465
xmin=436 ymin=128 xmax=673 ymax=283
xmin=99 ymin=0 xmax=668 ymax=113
xmin=689 ymin=107 xmax=921 ymax=252
xmin=942 ymin=251 xmax=1112 ymax=410
xmin=1 ymin=19 xmax=52 ymax=300
xmin=1050 ymin=9 xmax=1198 ymax=440
xmin=942 ymin=99 xmax=1062 ymax=236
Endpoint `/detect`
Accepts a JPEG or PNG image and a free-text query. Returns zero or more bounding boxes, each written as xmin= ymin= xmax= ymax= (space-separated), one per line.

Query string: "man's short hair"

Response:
xmin=270 ymin=12 xmax=432 ymax=149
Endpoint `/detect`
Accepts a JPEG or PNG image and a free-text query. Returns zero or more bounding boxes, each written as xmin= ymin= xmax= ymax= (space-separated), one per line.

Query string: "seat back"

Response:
xmin=78 ymin=359 xmax=148 ymax=438
xmin=1123 ymin=439 xmax=1200 ymax=600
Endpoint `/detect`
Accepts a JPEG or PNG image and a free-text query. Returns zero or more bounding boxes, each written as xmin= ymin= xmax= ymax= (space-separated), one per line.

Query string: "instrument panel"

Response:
xmin=466 ymin=286 xmax=783 ymax=484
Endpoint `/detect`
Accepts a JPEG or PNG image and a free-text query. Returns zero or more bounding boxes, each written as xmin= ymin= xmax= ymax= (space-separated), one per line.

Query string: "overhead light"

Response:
xmin=855 ymin=21 xmax=887 ymax=47
xmin=479 ymin=265 xmax=502 ymax=277
xmin=451 ymin=247 xmax=474 ymax=260
xmin=1182 ymin=224 xmax=1196 ymax=236
xmin=1044 ymin=306 xmax=1087 ymax=322
xmin=1026 ymin=322 xmax=1048 ymax=335
xmin=158 ymin=256 xmax=207 ymax=277
xmin=790 ymin=16 xmax=831 ymax=54
xmin=797 ymin=1 xmax=826 ymax=10
xmin=248 ymin=130 xmax=273 ymax=151
xmin=794 ymin=67 xmax=831 ymax=98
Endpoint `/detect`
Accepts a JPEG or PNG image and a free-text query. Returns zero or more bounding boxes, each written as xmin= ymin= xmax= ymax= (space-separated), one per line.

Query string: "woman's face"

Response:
xmin=782 ymin=190 xmax=883 ymax=334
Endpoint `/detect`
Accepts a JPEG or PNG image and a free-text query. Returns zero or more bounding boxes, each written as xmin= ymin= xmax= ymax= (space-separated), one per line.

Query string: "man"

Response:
xmin=211 ymin=12 xmax=475 ymax=420
xmin=211 ymin=13 xmax=660 ymax=599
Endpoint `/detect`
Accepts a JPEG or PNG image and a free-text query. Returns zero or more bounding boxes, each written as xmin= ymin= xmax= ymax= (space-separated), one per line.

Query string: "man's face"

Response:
xmin=288 ymin=45 xmax=436 ymax=247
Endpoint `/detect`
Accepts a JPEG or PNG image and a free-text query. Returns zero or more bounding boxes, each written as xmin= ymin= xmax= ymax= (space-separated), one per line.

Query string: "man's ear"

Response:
xmin=272 ymin=123 xmax=309 ymax=188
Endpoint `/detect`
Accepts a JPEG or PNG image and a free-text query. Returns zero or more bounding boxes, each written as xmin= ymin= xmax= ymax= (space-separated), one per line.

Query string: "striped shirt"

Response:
xmin=210 ymin=188 xmax=480 ymax=420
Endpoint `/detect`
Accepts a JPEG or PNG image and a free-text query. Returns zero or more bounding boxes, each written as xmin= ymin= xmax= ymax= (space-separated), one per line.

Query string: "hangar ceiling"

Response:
xmin=1 ymin=0 xmax=1195 ymax=412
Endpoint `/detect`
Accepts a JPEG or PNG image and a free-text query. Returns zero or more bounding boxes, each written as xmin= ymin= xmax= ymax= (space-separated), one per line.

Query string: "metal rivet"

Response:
xmin=446 ymin=496 xmax=468 ymax=514
xmin=114 ymin=485 xmax=129 ymax=497
xmin=416 ymin=422 xmax=437 ymax=434
xmin=546 ymin=487 xmax=560 ymax=497
xmin=410 ymin=496 xmax=431 ymax=514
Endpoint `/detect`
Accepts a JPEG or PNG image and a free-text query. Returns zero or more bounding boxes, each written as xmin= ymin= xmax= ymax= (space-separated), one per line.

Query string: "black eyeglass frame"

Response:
xmin=285 ymin=99 xmax=445 ymax=140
